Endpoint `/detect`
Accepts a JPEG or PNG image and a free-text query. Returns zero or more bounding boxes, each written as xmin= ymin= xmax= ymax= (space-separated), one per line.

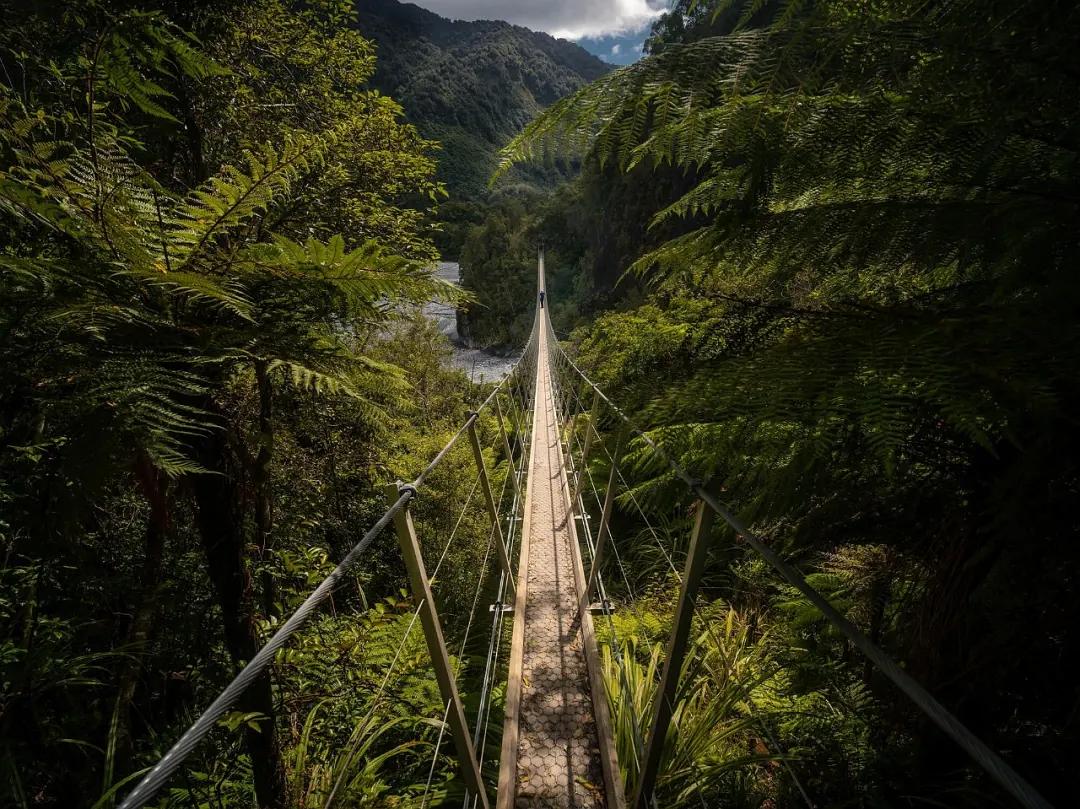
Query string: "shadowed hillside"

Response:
xmin=355 ymin=0 xmax=611 ymax=200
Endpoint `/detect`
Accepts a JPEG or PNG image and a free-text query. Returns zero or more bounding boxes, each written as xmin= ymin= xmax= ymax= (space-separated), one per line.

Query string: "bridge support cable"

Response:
xmin=327 ymin=456 xmax=506 ymax=806
xmin=117 ymin=337 xmax=538 ymax=809
xmin=493 ymin=394 xmax=522 ymax=500
xmin=548 ymin=348 xmax=763 ymax=809
xmin=562 ymin=435 xmax=647 ymax=775
xmin=570 ymin=389 xmax=602 ymax=506
xmin=497 ymin=273 xmax=626 ymax=809
xmin=405 ymin=373 xmax=534 ymax=809
xmin=552 ymin=368 xmax=691 ymax=799
xmin=469 ymin=398 xmax=531 ymax=809
xmin=115 ymin=487 xmax=412 ymax=809
xmin=414 ymin=506 xmax=499 ymax=808
xmin=468 ymin=417 xmax=517 ymax=594
xmin=474 ymin=385 xmax=530 ymax=735
xmin=547 ymin=348 xmax=828 ymax=809
xmin=544 ymin=337 xmax=1053 ymax=809
xmin=418 ymin=480 xmax=506 ymax=808
xmin=584 ymin=429 xmax=625 ymax=607
xmin=544 ymin=335 xmax=650 ymax=787
xmin=540 ymin=320 xmax=627 ymax=809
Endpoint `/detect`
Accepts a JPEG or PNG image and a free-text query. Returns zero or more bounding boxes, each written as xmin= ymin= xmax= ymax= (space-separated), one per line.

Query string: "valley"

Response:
xmin=424 ymin=261 xmax=518 ymax=380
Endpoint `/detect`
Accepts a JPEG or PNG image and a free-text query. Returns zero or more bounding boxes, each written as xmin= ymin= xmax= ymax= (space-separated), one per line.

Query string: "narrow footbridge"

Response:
xmin=119 ymin=255 xmax=1051 ymax=809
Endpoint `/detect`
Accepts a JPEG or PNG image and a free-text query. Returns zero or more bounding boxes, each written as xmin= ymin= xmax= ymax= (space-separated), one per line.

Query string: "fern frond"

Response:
xmin=167 ymin=134 xmax=334 ymax=271
xmin=95 ymin=10 xmax=229 ymax=121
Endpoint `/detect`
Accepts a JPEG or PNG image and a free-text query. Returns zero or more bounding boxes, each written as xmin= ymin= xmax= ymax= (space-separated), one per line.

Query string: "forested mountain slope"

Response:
xmin=355 ymin=0 xmax=611 ymax=200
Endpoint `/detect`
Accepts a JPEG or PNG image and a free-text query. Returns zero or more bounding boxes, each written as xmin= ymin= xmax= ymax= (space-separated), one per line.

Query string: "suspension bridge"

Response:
xmin=117 ymin=254 xmax=1053 ymax=809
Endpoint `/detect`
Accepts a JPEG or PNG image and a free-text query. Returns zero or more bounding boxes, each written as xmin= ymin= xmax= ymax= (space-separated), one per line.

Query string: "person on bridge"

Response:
xmin=539 ymin=290 xmax=545 ymax=309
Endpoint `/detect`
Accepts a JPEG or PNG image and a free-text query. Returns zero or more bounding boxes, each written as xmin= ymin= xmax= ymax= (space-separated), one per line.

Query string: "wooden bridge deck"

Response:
xmin=497 ymin=303 xmax=623 ymax=808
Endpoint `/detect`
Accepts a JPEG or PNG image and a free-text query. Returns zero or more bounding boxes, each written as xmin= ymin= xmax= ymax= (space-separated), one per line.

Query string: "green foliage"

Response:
xmin=0 ymin=2 xmax=484 ymax=807
xmin=457 ymin=199 xmax=539 ymax=349
xmin=457 ymin=190 xmax=599 ymax=349
xmin=599 ymin=596 xmax=885 ymax=808
xmin=275 ymin=598 xmax=443 ymax=807
xmin=427 ymin=199 xmax=485 ymax=260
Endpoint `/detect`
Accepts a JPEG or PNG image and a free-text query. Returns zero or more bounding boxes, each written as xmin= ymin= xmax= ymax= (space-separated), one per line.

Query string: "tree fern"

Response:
xmin=94 ymin=10 xmax=228 ymax=122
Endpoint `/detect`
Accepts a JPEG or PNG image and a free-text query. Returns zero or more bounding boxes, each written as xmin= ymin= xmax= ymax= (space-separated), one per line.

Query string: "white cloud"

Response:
xmin=411 ymin=0 xmax=666 ymax=40
xmin=611 ymin=43 xmax=621 ymax=55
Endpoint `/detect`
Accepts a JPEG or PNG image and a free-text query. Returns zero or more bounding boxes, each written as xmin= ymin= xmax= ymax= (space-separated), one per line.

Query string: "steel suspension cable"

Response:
xmin=566 ymin=390 xmax=794 ymax=809
xmin=551 ymin=358 xmax=683 ymax=585
xmin=473 ymin=389 xmax=531 ymax=757
xmin=116 ymin=491 xmax=412 ymax=809
xmin=545 ymin=281 xmax=783 ymax=809
xmin=430 ymin=468 xmax=484 ymax=585
xmin=118 ymin=335 xmax=538 ymax=809
xmin=574 ymin=455 xmax=817 ymax=809
xmin=469 ymin=414 xmax=520 ymax=746
xmin=546 ymin=354 xmax=650 ymax=775
xmin=423 ymin=397 xmax=527 ymax=809
xmin=548 ymin=330 xmax=750 ymax=809
xmin=469 ymin=383 xmax=535 ymax=809
xmin=594 ymin=435 xmax=680 ymax=578
xmin=555 ymin=368 xmax=674 ymax=593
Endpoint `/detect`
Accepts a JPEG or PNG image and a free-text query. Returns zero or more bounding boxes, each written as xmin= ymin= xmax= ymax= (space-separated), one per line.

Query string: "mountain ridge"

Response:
xmin=355 ymin=0 xmax=612 ymax=200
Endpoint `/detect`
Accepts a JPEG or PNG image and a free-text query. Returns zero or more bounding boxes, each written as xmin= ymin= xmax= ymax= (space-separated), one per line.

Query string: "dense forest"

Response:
xmin=1 ymin=0 xmax=1076 ymax=808
xmin=0 ymin=1 xmax=510 ymax=806
xmin=356 ymin=0 xmax=609 ymax=200
xmin=353 ymin=0 xmax=611 ymax=257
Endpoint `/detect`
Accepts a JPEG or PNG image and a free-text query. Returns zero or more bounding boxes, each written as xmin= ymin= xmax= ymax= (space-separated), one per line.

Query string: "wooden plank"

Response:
xmin=547 ymin=334 xmax=628 ymax=809
xmin=494 ymin=348 xmax=540 ymax=809
xmin=384 ymin=483 xmax=490 ymax=809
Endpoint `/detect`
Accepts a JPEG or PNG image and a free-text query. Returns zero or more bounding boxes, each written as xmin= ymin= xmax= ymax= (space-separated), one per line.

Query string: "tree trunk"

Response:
xmin=252 ymin=359 xmax=276 ymax=617
xmin=111 ymin=454 xmax=171 ymax=770
xmin=192 ymin=426 xmax=287 ymax=809
xmin=178 ymin=83 xmax=208 ymax=185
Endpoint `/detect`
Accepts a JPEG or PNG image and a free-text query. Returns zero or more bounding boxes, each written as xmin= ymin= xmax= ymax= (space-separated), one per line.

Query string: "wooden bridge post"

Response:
xmin=570 ymin=388 xmax=603 ymax=510
xmin=584 ymin=429 xmax=624 ymax=607
xmin=561 ymin=374 xmax=588 ymax=489
xmin=467 ymin=416 xmax=517 ymax=593
xmin=507 ymin=369 xmax=531 ymax=449
xmin=383 ymin=483 xmax=491 ymax=809
xmin=493 ymin=393 xmax=521 ymax=500
xmin=633 ymin=493 xmax=717 ymax=809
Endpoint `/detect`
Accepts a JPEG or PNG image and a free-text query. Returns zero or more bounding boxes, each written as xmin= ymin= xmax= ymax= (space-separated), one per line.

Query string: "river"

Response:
xmin=424 ymin=261 xmax=518 ymax=382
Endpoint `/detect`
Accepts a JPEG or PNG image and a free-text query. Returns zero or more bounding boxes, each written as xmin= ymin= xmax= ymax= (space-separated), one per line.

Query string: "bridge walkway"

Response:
xmin=497 ymin=305 xmax=621 ymax=808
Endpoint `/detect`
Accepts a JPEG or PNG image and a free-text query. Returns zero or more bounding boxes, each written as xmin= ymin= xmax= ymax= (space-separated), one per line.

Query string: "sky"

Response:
xmin=409 ymin=0 xmax=669 ymax=65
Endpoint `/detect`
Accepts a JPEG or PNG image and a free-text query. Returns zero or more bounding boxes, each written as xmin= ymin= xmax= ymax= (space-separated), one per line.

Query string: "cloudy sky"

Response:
xmin=409 ymin=0 xmax=669 ymax=65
